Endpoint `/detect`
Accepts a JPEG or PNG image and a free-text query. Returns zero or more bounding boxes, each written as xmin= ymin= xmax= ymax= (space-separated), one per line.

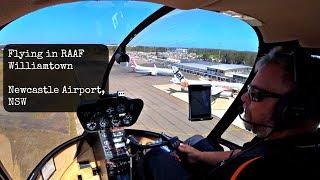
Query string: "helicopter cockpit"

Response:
xmin=0 ymin=0 xmax=319 ymax=180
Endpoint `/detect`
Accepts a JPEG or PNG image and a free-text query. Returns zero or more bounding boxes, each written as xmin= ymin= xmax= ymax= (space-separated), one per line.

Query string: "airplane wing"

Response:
xmin=170 ymin=77 xmax=181 ymax=83
xmin=135 ymin=69 xmax=158 ymax=76
xmin=134 ymin=70 xmax=153 ymax=75
xmin=211 ymin=86 xmax=225 ymax=96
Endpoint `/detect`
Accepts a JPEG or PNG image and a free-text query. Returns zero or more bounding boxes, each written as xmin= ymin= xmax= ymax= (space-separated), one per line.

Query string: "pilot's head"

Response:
xmin=241 ymin=47 xmax=296 ymax=137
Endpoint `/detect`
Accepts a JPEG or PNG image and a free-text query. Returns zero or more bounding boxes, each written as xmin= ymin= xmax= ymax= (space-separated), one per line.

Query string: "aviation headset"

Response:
xmin=272 ymin=47 xmax=307 ymax=131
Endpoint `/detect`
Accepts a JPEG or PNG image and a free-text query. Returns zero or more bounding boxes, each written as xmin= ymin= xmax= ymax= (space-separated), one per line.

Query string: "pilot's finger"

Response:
xmin=175 ymin=154 xmax=182 ymax=162
xmin=178 ymin=143 xmax=189 ymax=152
xmin=178 ymin=144 xmax=186 ymax=151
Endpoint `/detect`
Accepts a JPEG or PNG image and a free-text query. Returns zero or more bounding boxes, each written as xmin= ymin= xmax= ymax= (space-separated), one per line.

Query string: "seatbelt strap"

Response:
xmin=230 ymin=156 xmax=262 ymax=180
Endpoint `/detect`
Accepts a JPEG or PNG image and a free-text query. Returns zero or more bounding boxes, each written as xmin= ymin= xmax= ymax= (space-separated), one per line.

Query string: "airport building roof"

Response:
xmin=178 ymin=63 xmax=208 ymax=71
xmin=208 ymin=64 xmax=252 ymax=71
xmin=178 ymin=62 xmax=252 ymax=72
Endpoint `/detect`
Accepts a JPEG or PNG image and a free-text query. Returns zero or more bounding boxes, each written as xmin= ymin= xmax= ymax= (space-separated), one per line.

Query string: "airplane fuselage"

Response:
xmin=133 ymin=65 xmax=173 ymax=76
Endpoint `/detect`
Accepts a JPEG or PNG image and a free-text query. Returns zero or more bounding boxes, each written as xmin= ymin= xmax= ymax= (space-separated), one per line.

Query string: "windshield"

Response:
xmin=0 ymin=2 xmax=259 ymax=179
xmin=110 ymin=9 xmax=258 ymax=142
xmin=0 ymin=1 xmax=161 ymax=179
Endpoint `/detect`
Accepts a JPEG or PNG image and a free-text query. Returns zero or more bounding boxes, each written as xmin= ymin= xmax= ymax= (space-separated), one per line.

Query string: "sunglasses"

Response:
xmin=247 ymin=84 xmax=282 ymax=102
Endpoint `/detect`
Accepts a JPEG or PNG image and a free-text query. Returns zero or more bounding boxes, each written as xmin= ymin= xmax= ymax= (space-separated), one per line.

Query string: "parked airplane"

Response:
xmin=199 ymin=77 xmax=244 ymax=92
xmin=171 ymin=66 xmax=244 ymax=97
xmin=130 ymin=58 xmax=174 ymax=76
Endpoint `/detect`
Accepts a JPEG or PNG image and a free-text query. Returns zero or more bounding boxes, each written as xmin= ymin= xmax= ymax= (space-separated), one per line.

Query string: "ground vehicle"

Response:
xmin=0 ymin=0 xmax=319 ymax=179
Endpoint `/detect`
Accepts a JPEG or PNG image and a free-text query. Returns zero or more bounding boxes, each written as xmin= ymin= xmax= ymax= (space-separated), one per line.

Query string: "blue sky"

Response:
xmin=0 ymin=1 xmax=258 ymax=52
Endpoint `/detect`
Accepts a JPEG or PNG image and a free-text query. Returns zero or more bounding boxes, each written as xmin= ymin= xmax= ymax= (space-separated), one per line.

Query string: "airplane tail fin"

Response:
xmin=170 ymin=66 xmax=190 ymax=88
xmin=131 ymin=58 xmax=138 ymax=67
xmin=130 ymin=58 xmax=138 ymax=71
xmin=171 ymin=66 xmax=185 ymax=83
xmin=148 ymin=64 xmax=157 ymax=76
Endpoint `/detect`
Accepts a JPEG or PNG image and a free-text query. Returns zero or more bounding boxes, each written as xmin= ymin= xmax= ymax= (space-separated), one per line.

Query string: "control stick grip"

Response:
xmin=167 ymin=136 xmax=181 ymax=150
xmin=127 ymin=135 xmax=140 ymax=146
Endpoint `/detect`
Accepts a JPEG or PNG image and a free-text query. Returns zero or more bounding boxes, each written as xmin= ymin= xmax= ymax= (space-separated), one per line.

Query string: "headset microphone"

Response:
xmin=238 ymin=107 xmax=274 ymax=129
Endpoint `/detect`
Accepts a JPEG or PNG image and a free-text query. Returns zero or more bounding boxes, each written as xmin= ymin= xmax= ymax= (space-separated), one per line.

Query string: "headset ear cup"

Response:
xmin=274 ymin=94 xmax=291 ymax=130
xmin=274 ymin=92 xmax=305 ymax=130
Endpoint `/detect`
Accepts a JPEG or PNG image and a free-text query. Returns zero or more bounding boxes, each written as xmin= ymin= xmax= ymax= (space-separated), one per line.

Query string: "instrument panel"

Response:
xmin=77 ymin=96 xmax=144 ymax=131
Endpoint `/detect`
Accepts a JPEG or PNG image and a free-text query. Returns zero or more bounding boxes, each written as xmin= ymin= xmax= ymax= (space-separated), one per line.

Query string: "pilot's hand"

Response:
xmin=178 ymin=143 xmax=202 ymax=164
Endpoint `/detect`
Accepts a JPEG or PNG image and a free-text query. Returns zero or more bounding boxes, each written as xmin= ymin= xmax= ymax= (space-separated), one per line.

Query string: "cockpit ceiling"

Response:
xmin=0 ymin=0 xmax=319 ymax=48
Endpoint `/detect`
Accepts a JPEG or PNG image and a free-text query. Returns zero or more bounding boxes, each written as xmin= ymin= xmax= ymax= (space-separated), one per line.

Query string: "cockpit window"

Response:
xmin=112 ymin=9 xmax=258 ymax=143
xmin=0 ymin=1 xmax=161 ymax=179
xmin=0 ymin=2 xmax=258 ymax=179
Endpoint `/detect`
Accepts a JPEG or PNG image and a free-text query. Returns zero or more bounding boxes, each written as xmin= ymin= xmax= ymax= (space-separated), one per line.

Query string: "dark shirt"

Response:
xmin=206 ymin=133 xmax=320 ymax=180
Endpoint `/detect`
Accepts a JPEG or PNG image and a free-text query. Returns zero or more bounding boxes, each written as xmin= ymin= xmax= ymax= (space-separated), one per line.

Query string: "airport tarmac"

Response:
xmin=0 ymin=61 xmax=71 ymax=179
xmin=153 ymin=83 xmax=247 ymax=130
xmin=110 ymin=64 xmax=254 ymax=144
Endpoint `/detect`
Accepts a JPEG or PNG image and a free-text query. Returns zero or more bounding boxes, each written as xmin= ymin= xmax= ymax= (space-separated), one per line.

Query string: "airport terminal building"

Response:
xmin=175 ymin=62 xmax=252 ymax=83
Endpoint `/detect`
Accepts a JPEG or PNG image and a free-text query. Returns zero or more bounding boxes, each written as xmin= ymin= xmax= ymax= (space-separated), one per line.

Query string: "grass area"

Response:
xmin=68 ymin=112 xmax=78 ymax=138
xmin=0 ymin=126 xmax=70 ymax=179
xmin=0 ymin=59 xmax=75 ymax=179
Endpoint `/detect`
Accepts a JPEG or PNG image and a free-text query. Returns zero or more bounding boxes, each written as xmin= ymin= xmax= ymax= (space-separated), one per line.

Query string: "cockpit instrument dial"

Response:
xmin=122 ymin=114 xmax=133 ymax=125
xmin=99 ymin=118 xmax=108 ymax=128
xmin=116 ymin=104 xmax=126 ymax=114
xmin=112 ymin=118 xmax=121 ymax=126
xmin=77 ymin=97 xmax=143 ymax=131
xmin=106 ymin=107 xmax=115 ymax=114
xmin=86 ymin=121 xmax=97 ymax=131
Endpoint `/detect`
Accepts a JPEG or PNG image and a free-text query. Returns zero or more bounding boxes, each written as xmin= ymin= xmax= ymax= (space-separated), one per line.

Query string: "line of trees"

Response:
xmin=188 ymin=48 xmax=257 ymax=66
xmin=126 ymin=46 xmax=168 ymax=53
xmin=114 ymin=45 xmax=257 ymax=66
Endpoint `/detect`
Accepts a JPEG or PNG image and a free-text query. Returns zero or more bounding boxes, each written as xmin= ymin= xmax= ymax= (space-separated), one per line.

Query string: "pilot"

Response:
xmin=136 ymin=46 xmax=320 ymax=180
